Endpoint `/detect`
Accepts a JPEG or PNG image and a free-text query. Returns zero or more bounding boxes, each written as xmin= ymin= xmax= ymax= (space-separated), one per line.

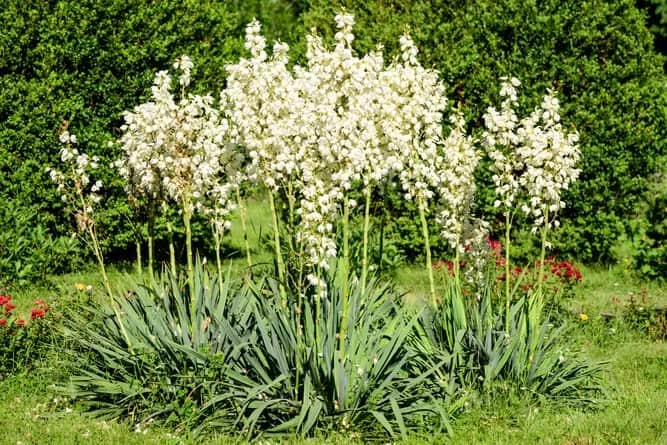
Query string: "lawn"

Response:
xmin=1 ymin=247 xmax=665 ymax=444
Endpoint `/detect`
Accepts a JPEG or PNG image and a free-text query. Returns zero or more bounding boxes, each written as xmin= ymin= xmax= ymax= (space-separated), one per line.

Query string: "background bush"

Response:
xmin=298 ymin=0 xmax=667 ymax=263
xmin=0 ymin=0 xmax=301 ymax=282
xmin=634 ymin=177 xmax=667 ymax=281
xmin=1 ymin=0 xmax=665 ymax=272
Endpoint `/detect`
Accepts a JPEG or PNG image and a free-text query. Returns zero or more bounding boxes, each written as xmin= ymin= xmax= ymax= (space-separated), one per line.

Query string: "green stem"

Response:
xmin=418 ymin=194 xmax=436 ymax=306
xmin=454 ymin=234 xmax=461 ymax=282
xmin=361 ymin=186 xmax=372 ymax=295
xmin=164 ymin=204 xmax=177 ymax=277
xmin=135 ymin=240 xmax=142 ymax=277
xmin=214 ymin=224 xmax=223 ymax=296
xmin=286 ymin=181 xmax=296 ymax=256
xmin=377 ymin=212 xmax=384 ymax=277
xmin=88 ymin=224 xmax=131 ymax=351
xmin=504 ymin=211 xmax=512 ymax=332
xmin=268 ymin=190 xmax=287 ymax=304
xmin=147 ymin=206 xmax=155 ymax=284
xmin=316 ymin=274 xmax=323 ymax=346
xmin=535 ymin=208 xmax=550 ymax=315
xmin=235 ymin=185 xmax=252 ymax=269
xmin=183 ymin=202 xmax=195 ymax=319
xmin=339 ymin=195 xmax=350 ymax=357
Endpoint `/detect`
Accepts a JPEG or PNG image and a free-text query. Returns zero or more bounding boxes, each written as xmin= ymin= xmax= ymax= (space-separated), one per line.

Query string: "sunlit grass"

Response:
xmin=2 ymin=197 xmax=666 ymax=443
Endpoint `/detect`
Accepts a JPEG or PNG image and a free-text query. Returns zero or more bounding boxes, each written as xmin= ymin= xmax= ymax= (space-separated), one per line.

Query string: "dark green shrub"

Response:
xmin=298 ymin=0 xmax=667 ymax=263
xmin=0 ymin=0 xmax=300 ymax=269
xmin=634 ymin=184 xmax=667 ymax=281
xmin=637 ymin=0 xmax=667 ymax=53
xmin=0 ymin=201 xmax=80 ymax=287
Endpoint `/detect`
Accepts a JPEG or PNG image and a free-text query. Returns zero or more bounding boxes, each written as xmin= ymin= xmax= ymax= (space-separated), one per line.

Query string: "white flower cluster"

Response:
xmin=483 ymin=78 xmax=581 ymax=230
xmin=47 ymin=130 xmax=102 ymax=230
xmin=224 ymin=14 xmax=456 ymax=271
xmin=483 ymin=77 xmax=523 ymax=210
xmin=459 ymin=217 xmax=491 ymax=292
xmin=390 ymin=35 xmax=449 ymax=204
xmin=436 ymin=111 xmax=480 ymax=249
xmin=116 ymin=55 xmax=242 ymax=230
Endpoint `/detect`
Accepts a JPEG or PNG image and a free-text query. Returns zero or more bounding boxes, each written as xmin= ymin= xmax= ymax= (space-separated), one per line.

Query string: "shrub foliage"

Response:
xmin=298 ymin=0 xmax=667 ymax=262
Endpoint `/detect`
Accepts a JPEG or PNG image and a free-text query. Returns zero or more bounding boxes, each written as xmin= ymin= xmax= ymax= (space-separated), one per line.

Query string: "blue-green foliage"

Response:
xmin=65 ymin=262 xmax=455 ymax=438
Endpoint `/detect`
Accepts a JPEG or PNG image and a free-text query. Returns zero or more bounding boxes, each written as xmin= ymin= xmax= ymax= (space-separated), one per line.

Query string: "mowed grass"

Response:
xmin=1 ymin=198 xmax=666 ymax=444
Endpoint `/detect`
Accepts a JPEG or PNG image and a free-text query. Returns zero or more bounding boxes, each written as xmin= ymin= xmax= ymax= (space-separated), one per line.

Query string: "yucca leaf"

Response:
xmin=370 ymin=410 xmax=394 ymax=437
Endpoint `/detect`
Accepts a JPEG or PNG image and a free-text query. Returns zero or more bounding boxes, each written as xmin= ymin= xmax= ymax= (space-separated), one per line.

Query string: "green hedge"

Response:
xmin=1 ymin=0 xmax=664 ymax=279
xmin=0 ymin=0 xmax=299 ymax=281
xmin=298 ymin=0 xmax=667 ymax=263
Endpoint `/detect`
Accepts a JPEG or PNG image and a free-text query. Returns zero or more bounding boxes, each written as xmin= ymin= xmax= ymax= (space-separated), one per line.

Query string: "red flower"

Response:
xmin=550 ymin=261 xmax=583 ymax=282
xmin=4 ymin=303 xmax=16 ymax=312
xmin=0 ymin=319 xmax=6 ymax=326
xmin=486 ymin=236 xmax=502 ymax=254
xmin=17 ymin=319 xmax=26 ymax=326
xmin=433 ymin=260 xmax=455 ymax=275
xmin=33 ymin=299 xmax=49 ymax=311
xmin=0 ymin=295 xmax=10 ymax=306
xmin=30 ymin=308 xmax=46 ymax=319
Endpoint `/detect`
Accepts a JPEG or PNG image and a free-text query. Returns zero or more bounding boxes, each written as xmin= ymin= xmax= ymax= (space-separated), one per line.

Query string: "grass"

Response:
xmin=2 ymin=261 xmax=665 ymax=444
xmin=2 ymin=197 xmax=666 ymax=443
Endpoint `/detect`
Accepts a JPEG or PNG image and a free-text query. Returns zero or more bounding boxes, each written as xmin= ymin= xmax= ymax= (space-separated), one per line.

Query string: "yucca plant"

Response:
xmin=464 ymin=295 xmax=606 ymax=403
xmin=223 ymin=262 xmax=455 ymax=440
xmin=422 ymin=278 xmax=605 ymax=403
xmin=63 ymin=260 xmax=256 ymax=433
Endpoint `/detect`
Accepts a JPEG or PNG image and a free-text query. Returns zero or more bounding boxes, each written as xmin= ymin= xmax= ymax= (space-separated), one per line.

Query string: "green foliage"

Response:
xmin=299 ymin=0 xmax=667 ymax=263
xmin=637 ymin=0 xmax=667 ymax=53
xmin=620 ymin=290 xmax=667 ymax=341
xmin=422 ymin=283 xmax=605 ymax=403
xmin=64 ymin=263 xmax=256 ymax=433
xmin=0 ymin=201 xmax=80 ymax=287
xmin=366 ymin=186 xmax=449 ymax=265
xmin=235 ymin=267 xmax=454 ymax=438
xmin=634 ymin=184 xmax=667 ymax=281
xmin=64 ymin=260 xmax=455 ymax=439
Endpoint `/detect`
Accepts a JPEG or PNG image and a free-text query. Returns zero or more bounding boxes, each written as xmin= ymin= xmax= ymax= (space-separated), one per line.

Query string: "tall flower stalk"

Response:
xmin=360 ymin=187 xmax=372 ymax=293
xmin=48 ymin=130 xmax=131 ymax=348
xmin=417 ymin=194 xmax=437 ymax=305
xmin=235 ymin=185 xmax=252 ymax=269
xmin=483 ymin=78 xmax=581 ymax=331
xmin=117 ymin=55 xmax=240 ymax=318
